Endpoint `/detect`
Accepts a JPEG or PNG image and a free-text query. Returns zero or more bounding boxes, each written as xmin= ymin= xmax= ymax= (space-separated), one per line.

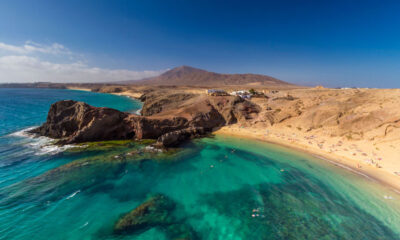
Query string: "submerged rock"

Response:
xmin=114 ymin=194 xmax=197 ymax=239
xmin=114 ymin=194 xmax=175 ymax=234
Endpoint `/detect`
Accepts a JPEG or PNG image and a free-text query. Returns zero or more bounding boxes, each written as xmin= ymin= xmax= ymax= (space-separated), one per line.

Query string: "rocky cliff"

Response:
xmin=29 ymin=100 xmax=134 ymax=143
xmin=30 ymin=93 xmax=260 ymax=146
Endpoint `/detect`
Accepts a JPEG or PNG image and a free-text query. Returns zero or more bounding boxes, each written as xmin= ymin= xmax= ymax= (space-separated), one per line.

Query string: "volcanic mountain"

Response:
xmin=131 ymin=66 xmax=295 ymax=87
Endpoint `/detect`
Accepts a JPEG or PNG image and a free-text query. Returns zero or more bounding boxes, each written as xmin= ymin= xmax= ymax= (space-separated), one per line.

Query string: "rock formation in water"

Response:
xmin=114 ymin=194 xmax=197 ymax=239
xmin=30 ymin=93 xmax=260 ymax=146
xmin=29 ymin=100 xmax=134 ymax=143
xmin=114 ymin=194 xmax=175 ymax=234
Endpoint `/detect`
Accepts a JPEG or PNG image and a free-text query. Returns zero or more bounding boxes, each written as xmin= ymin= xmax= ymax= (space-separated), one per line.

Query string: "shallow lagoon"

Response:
xmin=0 ymin=88 xmax=399 ymax=240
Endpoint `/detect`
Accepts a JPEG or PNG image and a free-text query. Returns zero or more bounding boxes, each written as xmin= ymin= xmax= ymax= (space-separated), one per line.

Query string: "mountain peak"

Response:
xmin=133 ymin=65 xmax=295 ymax=87
xmin=169 ymin=65 xmax=206 ymax=73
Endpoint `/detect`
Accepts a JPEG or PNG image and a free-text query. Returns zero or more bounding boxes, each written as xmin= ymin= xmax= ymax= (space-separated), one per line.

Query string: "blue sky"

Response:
xmin=0 ymin=0 xmax=399 ymax=87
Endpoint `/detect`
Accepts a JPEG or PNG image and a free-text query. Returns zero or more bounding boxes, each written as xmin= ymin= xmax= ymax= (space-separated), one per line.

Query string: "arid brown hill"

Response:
xmin=130 ymin=65 xmax=295 ymax=87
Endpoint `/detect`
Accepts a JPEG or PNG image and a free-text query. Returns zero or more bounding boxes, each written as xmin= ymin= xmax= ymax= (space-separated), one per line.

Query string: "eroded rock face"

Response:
xmin=129 ymin=116 xmax=190 ymax=139
xmin=156 ymin=127 xmax=206 ymax=147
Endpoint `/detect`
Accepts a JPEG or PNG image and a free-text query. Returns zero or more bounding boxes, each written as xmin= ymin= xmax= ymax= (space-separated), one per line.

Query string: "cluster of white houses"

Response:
xmin=229 ymin=90 xmax=252 ymax=99
xmin=206 ymin=89 xmax=253 ymax=99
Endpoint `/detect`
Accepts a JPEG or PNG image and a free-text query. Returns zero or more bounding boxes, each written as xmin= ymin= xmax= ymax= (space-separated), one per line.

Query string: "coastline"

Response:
xmin=67 ymin=87 xmax=400 ymax=194
xmin=214 ymin=125 xmax=400 ymax=194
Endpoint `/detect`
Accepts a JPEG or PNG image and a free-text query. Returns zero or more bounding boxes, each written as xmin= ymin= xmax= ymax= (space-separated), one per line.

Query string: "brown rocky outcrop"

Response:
xmin=30 ymin=92 xmax=261 ymax=146
xmin=141 ymin=92 xmax=196 ymax=116
xmin=155 ymin=127 xmax=206 ymax=147
xmin=141 ymin=92 xmax=260 ymax=124
xmin=29 ymin=100 xmax=135 ymax=143
xmin=29 ymin=100 xmax=200 ymax=145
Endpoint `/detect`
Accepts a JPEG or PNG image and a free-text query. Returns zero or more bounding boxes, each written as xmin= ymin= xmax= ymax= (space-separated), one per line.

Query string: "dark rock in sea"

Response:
xmin=114 ymin=194 xmax=197 ymax=239
xmin=114 ymin=194 xmax=176 ymax=234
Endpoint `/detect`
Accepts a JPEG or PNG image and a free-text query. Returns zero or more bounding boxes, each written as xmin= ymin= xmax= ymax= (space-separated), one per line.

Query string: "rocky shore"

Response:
xmin=30 ymin=92 xmax=260 ymax=147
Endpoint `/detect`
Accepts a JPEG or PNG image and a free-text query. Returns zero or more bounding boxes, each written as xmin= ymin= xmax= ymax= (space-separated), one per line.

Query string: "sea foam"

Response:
xmin=66 ymin=190 xmax=81 ymax=200
xmin=8 ymin=127 xmax=75 ymax=155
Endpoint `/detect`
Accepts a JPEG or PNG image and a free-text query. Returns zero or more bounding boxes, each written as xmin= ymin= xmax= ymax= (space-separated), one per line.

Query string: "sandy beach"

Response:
xmin=66 ymin=87 xmax=93 ymax=92
xmin=215 ymin=124 xmax=400 ymax=194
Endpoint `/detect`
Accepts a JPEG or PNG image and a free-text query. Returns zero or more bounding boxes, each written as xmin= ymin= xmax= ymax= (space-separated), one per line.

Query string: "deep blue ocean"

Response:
xmin=0 ymin=88 xmax=399 ymax=240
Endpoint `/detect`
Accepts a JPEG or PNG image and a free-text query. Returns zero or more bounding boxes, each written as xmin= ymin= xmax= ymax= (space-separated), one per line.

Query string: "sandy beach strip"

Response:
xmin=109 ymin=91 xmax=142 ymax=99
xmin=66 ymin=87 xmax=93 ymax=92
xmin=214 ymin=124 xmax=400 ymax=194
xmin=66 ymin=87 xmax=142 ymax=99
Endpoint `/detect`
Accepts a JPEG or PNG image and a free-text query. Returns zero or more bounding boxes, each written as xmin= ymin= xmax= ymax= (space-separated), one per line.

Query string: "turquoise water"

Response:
xmin=0 ymin=88 xmax=400 ymax=240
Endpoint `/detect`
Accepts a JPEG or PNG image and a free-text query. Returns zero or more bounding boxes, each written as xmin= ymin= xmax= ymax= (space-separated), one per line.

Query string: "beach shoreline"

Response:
xmin=214 ymin=125 xmax=400 ymax=195
xmin=66 ymin=87 xmax=93 ymax=92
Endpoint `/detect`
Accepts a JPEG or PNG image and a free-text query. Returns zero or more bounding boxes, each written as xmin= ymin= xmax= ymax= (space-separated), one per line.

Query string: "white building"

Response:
xmin=230 ymin=90 xmax=251 ymax=99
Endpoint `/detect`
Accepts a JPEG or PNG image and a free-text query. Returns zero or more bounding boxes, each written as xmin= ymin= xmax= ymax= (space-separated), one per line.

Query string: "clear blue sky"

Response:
xmin=0 ymin=0 xmax=399 ymax=87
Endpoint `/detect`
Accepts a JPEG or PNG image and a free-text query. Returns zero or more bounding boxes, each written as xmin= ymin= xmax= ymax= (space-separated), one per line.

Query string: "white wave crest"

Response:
xmin=8 ymin=126 xmax=75 ymax=155
xmin=79 ymin=221 xmax=89 ymax=229
xmin=8 ymin=126 xmax=38 ymax=137
xmin=66 ymin=190 xmax=81 ymax=200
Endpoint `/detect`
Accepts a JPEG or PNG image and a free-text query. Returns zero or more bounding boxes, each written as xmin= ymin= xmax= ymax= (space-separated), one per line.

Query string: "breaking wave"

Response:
xmin=8 ymin=127 xmax=75 ymax=155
